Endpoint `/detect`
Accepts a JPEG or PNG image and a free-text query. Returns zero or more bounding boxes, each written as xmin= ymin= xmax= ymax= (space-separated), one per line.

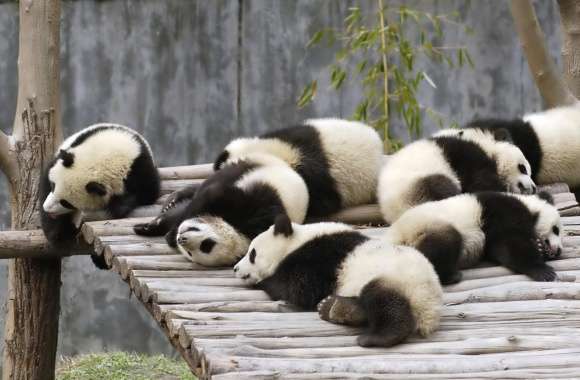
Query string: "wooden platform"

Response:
xmin=79 ymin=171 xmax=580 ymax=379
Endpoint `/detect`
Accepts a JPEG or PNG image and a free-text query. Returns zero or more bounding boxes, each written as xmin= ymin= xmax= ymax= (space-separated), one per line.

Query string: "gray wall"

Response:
xmin=0 ymin=0 xmax=562 ymax=357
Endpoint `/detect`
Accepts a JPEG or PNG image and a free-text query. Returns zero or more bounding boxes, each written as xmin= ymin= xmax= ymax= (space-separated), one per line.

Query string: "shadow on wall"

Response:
xmin=0 ymin=0 xmax=562 ymax=357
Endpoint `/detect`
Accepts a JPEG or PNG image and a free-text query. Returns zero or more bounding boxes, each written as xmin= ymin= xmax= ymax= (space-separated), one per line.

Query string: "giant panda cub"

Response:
xmin=384 ymin=191 xmax=562 ymax=285
xmin=214 ymin=118 xmax=383 ymax=217
xmin=439 ymin=105 xmax=580 ymax=197
xmin=234 ymin=215 xmax=442 ymax=347
xmin=378 ymin=133 xmax=536 ymax=223
xmin=40 ymin=124 xmax=161 ymax=268
xmin=134 ymin=153 xmax=309 ymax=266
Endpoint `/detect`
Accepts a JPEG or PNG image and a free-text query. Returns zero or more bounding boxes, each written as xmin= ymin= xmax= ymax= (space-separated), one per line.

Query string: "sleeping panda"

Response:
xmin=40 ymin=123 xmax=161 ymax=268
xmin=213 ymin=118 xmax=383 ymax=217
xmin=384 ymin=191 xmax=562 ymax=285
xmin=134 ymin=153 xmax=309 ymax=266
xmin=378 ymin=133 xmax=536 ymax=223
xmin=440 ymin=105 xmax=580 ymax=197
xmin=234 ymin=215 xmax=442 ymax=347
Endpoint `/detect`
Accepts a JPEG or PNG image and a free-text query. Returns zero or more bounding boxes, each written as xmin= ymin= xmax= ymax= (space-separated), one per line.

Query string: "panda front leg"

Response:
xmin=487 ymin=236 xmax=557 ymax=282
xmin=134 ymin=200 xmax=191 ymax=237
xmin=161 ymin=184 xmax=201 ymax=213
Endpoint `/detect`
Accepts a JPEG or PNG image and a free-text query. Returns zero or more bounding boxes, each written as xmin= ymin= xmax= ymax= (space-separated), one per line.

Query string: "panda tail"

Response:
xmin=356 ymin=278 xmax=416 ymax=347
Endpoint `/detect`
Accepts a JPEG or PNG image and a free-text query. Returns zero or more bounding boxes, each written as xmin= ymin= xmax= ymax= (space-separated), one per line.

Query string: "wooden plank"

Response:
xmin=158 ymin=164 xmax=213 ymax=180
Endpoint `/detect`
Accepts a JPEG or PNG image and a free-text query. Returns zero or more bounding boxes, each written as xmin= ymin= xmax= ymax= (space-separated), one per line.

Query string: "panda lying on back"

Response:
xmin=234 ymin=215 xmax=442 ymax=347
xmin=134 ymin=153 xmax=309 ymax=266
xmin=384 ymin=192 xmax=562 ymax=285
xmin=40 ymin=124 xmax=161 ymax=267
xmin=214 ymin=118 xmax=383 ymax=217
xmin=378 ymin=131 xmax=536 ymax=223
xmin=439 ymin=105 xmax=580 ymax=198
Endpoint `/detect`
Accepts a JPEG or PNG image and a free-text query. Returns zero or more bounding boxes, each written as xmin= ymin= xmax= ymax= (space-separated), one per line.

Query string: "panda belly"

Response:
xmin=310 ymin=120 xmax=383 ymax=208
xmin=378 ymin=140 xmax=459 ymax=223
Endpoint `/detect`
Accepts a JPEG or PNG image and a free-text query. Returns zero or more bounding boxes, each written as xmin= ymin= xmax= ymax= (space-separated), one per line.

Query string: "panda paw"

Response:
xmin=527 ymin=265 xmax=558 ymax=282
xmin=133 ymin=218 xmax=162 ymax=236
xmin=317 ymin=295 xmax=367 ymax=326
xmin=534 ymin=237 xmax=553 ymax=260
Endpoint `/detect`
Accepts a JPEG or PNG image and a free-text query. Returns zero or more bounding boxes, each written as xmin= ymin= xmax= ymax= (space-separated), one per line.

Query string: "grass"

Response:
xmin=56 ymin=352 xmax=196 ymax=380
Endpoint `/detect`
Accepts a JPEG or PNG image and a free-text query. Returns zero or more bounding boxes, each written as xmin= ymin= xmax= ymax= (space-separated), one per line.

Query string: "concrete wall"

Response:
xmin=0 ymin=0 xmax=562 ymax=357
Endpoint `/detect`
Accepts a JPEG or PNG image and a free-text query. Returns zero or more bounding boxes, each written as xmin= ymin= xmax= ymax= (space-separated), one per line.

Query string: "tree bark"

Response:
xmin=558 ymin=0 xmax=580 ymax=98
xmin=2 ymin=1 xmax=62 ymax=380
xmin=510 ymin=0 xmax=578 ymax=107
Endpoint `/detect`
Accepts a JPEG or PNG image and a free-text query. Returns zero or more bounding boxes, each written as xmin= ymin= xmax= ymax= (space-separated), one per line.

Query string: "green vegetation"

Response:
xmin=299 ymin=3 xmax=473 ymax=152
xmin=56 ymin=352 xmax=196 ymax=380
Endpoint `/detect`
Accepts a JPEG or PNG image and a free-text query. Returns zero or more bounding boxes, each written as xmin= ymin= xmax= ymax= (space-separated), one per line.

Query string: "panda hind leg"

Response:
xmin=318 ymin=295 xmax=368 ymax=326
xmin=415 ymin=174 xmax=461 ymax=203
xmin=415 ymin=225 xmax=463 ymax=285
xmin=356 ymin=278 xmax=416 ymax=348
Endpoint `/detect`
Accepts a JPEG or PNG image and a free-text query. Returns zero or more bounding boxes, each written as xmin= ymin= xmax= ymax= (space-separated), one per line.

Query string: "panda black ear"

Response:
xmin=214 ymin=151 xmax=229 ymax=171
xmin=493 ymin=128 xmax=513 ymax=143
xmin=537 ymin=191 xmax=555 ymax=205
xmin=58 ymin=150 xmax=75 ymax=168
xmin=85 ymin=181 xmax=107 ymax=196
xmin=273 ymin=214 xmax=293 ymax=237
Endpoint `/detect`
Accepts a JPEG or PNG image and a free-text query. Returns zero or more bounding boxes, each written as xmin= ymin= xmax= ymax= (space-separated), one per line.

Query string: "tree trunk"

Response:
xmin=558 ymin=0 xmax=580 ymax=98
xmin=510 ymin=0 xmax=578 ymax=107
xmin=2 ymin=1 xmax=62 ymax=380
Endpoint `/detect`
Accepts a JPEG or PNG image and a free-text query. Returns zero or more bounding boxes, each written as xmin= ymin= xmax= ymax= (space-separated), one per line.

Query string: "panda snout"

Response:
xmin=177 ymin=235 xmax=187 ymax=245
xmin=233 ymin=266 xmax=239 ymax=273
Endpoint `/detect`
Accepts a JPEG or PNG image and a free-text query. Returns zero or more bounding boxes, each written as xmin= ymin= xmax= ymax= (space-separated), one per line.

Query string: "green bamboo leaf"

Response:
xmin=297 ymin=80 xmax=317 ymax=108
xmin=307 ymin=30 xmax=325 ymax=48
xmin=464 ymin=49 xmax=475 ymax=68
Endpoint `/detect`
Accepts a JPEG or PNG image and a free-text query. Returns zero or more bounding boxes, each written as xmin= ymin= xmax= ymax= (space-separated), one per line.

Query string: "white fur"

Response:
xmin=44 ymin=124 xmax=145 ymax=215
xmin=385 ymin=194 xmax=486 ymax=268
xmin=336 ymin=240 xmax=442 ymax=336
xmin=524 ymin=105 xmax=580 ymax=186
xmin=377 ymin=140 xmax=459 ymax=223
xmin=235 ymin=155 xmax=309 ymax=223
xmin=515 ymin=194 xmax=563 ymax=253
xmin=176 ymin=216 xmax=250 ymax=266
xmin=221 ymin=119 xmax=383 ymax=208
xmin=304 ymin=119 xmax=383 ymax=207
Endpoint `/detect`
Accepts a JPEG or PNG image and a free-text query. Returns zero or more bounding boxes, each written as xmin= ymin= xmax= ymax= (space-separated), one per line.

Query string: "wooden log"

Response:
xmin=563 ymin=216 xmax=580 ymax=225
xmin=142 ymin=283 xmax=242 ymax=302
xmin=112 ymin=256 xmax=198 ymax=279
xmin=161 ymin=179 xmax=204 ymax=194
xmin=196 ymin=335 xmax=580 ymax=358
xmin=0 ymin=229 xmax=90 ymax=258
xmin=104 ymin=244 xmax=177 ymax=267
xmin=154 ymin=290 xmax=271 ymax=304
xmin=206 ymin=349 xmax=580 ymax=375
xmin=153 ymin=301 xmax=296 ymax=322
xmin=443 ymin=281 xmax=580 ymax=304
xmin=210 ymin=367 xmax=580 ymax=380
xmin=539 ymin=183 xmax=571 ymax=194
xmin=444 ymin=270 xmax=578 ymax=292
xmin=158 ymin=164 xmax=214 ymax=180
xmin=460 ymin=258 xmax=580 ymax=280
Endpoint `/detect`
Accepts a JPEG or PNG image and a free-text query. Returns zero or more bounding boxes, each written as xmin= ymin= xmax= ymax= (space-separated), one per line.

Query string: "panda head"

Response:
xmin=518 ymin=192 xmax=563 ymax=259
xmin=42 ymin=150 xmax=113 ymax=217
xmin=492 ymin=141 xmax=536 ymax=194
xmin=233 ymin=214 xmax=295 ymax=284
xmin=175 ymin=216 xmax=250 ymax=267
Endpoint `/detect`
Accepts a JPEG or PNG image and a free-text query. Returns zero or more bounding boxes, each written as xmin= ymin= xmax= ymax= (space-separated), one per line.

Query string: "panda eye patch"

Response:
xmin=249 ymin=248 xmax=256 ymax=264
xmin=518 ymin=164 xmax=527 ymax=175
xmin=60 ymin=199 xmax=76 ymax=210
xmin=553 ymin=226 xmax=560 ymax=235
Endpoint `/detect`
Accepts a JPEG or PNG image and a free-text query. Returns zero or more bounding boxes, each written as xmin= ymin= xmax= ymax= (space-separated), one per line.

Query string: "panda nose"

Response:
xmin=233 ymin=266 xmax=238 ymax=273
xmin=177 ymin=236 xmax=187 ymax=245
xmin=518 ymin=182 xmax=525 ymax=192
xmin=531 ymin=184 xmax=537 ymax=194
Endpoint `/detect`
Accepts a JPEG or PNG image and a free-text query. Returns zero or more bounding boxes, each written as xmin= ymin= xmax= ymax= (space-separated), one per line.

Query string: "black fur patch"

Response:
xmin=58 ymin=149 xmax=75 ymax=167
xmin=262 ymin=124 xmax=342 ymax=217
xmin=85 ymin=181 xmax=107 ymax=196
xmin=432 ymin=136 xmax=506 ymax=192
xmin=415 ymin=224 xmax=463 ymax=285
xmin=466 ymin=118 xmax=543 ymax=181
xmin=357 ymin=279 xmax=416 ymax=347
xmin=135 ymin=160 xmax=288 ymax=248
xmin=411 ymin=174 xmax=461 ymax=205
xmin=214 ymin=150 xmax=230 ymax=171
xmin=249 ymin=248 xmax=256 ymax=264
xmin=476 ymin=192 xmax=556 ymax=281
xmin=256 ymin=231 xmax=368 ymax=309
xmin=274 ymin=214 xmax=293 ymax=237
xmin=200 ymin=238 xmax=216 ymax=254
